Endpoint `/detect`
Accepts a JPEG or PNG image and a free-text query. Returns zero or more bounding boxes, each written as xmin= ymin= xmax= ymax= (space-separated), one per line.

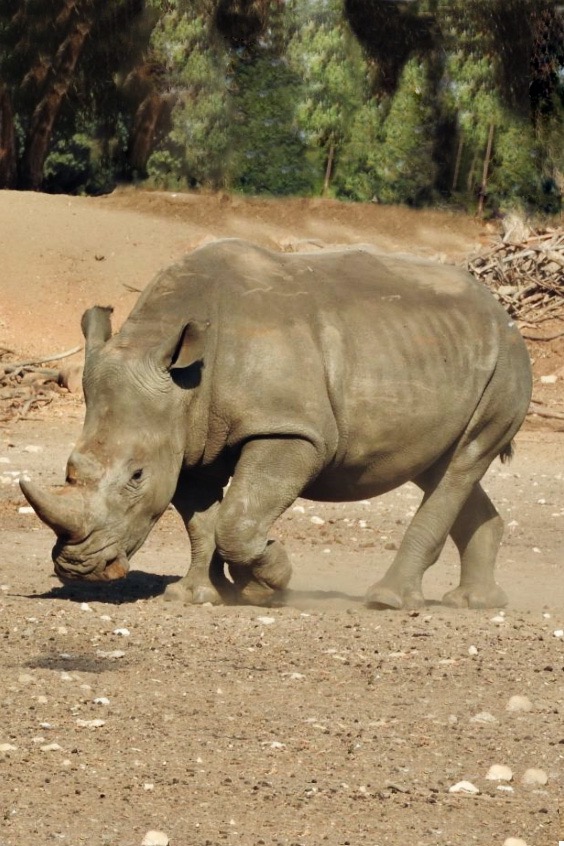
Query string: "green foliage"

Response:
xmin=0 ymin=0 xmax=562 ymax=211
xmin=287 ymin=0 xmax=369 ymax=192
xmin=373 ymin=59 xmax=438 ymax=205
xmin=146 ymin=3 xmax=230 ymax=189
xmin=229 ymin=53 xmax=314 ymax=195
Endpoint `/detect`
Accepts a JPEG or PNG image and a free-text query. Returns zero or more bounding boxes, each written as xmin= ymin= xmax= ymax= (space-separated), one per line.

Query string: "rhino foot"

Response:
xmin=442 ymin=583 xmax=508 ymax=609
xmin=365 ymin=581 xmax=425 ymax=610
xmin=163 ymin=580 xmax=225 ymax=606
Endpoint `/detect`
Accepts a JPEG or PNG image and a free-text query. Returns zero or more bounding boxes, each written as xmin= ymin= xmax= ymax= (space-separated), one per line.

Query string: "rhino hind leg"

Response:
xmin=442 ymin=482 xmax=507 ymax=609
xmin=365 ymin=447 xmax=504 ymax=610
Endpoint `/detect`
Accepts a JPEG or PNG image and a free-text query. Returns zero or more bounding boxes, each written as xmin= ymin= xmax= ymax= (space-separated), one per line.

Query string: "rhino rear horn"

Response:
xmin=19 ymin=478 xmax=86 ymax=539
xmin=81 ymin=306 xmax=114 ymax=355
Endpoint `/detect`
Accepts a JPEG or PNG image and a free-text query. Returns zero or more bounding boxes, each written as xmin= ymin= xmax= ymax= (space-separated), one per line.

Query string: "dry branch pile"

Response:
xmin=466 ymin=223 xmax=564 ymax=329
xmin=0 ymin=346 xmax=82 ymax=424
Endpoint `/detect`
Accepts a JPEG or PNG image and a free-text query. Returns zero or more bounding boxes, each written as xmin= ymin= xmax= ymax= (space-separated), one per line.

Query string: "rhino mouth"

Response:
xmin=53 ymin=544 xmax=130 ymax=583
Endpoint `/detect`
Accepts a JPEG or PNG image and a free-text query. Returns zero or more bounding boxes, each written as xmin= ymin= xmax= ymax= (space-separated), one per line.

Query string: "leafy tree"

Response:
xmin=372 ymin=58 xmax=438 ymax=205
xmin=287 ymin=0 xmax=368 ymax=195
xmin=228 ymin=2 xmax=313 ymax=195
xmin=146 ymin=0 xmax=231 ymax=189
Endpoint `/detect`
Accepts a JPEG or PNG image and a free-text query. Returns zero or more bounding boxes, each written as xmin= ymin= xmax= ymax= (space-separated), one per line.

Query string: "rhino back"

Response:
xmin=118 ymin=240 xmax=531 ymax=482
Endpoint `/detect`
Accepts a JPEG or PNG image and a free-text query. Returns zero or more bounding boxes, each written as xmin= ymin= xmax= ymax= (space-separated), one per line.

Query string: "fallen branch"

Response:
xmin=3 ymin=344 xmax=83 ymax=372
xmin=520 ymin=329 xmax=564 ymax=341
xmin=528 ymin=401 xmax=564 ymax=420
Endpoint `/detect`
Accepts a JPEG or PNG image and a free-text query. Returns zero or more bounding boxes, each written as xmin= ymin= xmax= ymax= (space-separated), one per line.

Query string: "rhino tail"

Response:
xmin=499 ymin=441 xmax=514 ymax=464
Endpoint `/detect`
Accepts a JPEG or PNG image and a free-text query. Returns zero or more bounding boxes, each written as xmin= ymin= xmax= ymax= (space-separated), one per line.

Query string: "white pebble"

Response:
xmin=269 ymin=741 xmax=285 ymax=749
xmin=468 ymin=645 xmax=478 ymax=656
xmin=40 ymin=743 xmax=62 ymax=752
xmin=113 ymin=627 xmax=130 ymax=637
xmin=448 ymin=780 xmax=479 ymax=795
xmin=0 ymin=743 xmax=18 ymax=752
xmin=490 ymin=614 xmax=506 ymax=624
xmin=310 ymin=515 xmax=325 ymax=525
xmin=18 ymin=506 xmax=35 ymax=514
xmin=23 ymin=444 xmax=43 ymax=453
xmin=470 ymin=711 xmax=497 ymax=724
xmin=540 ymin=374 xmax=557 ymax=384
xmin=486 ymin=764 xmax=513 ymax=781
xmin=59 ymin=672 xmax=73 ymax=682
xmin=292 ymin=505 xmax=305 ymax=514
xmin=502 ymin=839 xmax=527 ymax=846
xmin=93 ymin=697 xmax=110 ymax=706
xmin=553 ymin=629 xmax=564 ymax=638
xmin=141 ymin=831 xmax=169 ymax=846
xmin=96 ymin=650 xmax=125 ymax=659
xmin=506 ymin=695 xmax=533 ymax=713
xmin=76 ymin=719 xmax=105 ymax=729
xmin=143 ymin=783 xmax=155 ymax=791
xmin=256 ymin=616 xmax=275 ymax=625
xmin=521 ymin=768 xmax=548 ymax=787
xmin=80 ymin=602 xmax=92 ymax=612
xmin=497 ymin=785 xmax=514 ymax=793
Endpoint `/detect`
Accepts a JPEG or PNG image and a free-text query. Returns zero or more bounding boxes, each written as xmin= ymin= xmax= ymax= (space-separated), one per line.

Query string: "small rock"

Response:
xmin=486 ymin=764 xmax=513 ymax=782
xmin=521 ymin=768 xmax=548 ymax=787
xmin=0 ymin=743 xmax=18 ymax=752
xmin=502 ymin=839 xmax=527 ymax=846
xmin=141 ymin=831 xmax=169 ymax=846
xmin=506 ymin=695 xmax=533 ymax=713
xmin=310 ymin=515 xmax=325 ymax=525
xmin=143 ymin=783 xmax=155 ymax=791
xmin=23 ymin=444 xmax=42 ymax=453
xmin=113 ymin=627 xmax=130 ymax=637
xmin=540 ymin=374 xmax=557 ymax=384
xmin=490 ymin=614 xmax=506 ymax=624
xmin=80 ymin=602 xmax=92 ymax=612
xmin=96 ymin=649 xmax=125 ymax=659
xmin=40 ymin=743 xmax=62 ymax=752
xmin=269 ymin=741 xmax=285 ymax=749
xmin=468 ymin=645 xmax=479 ymax=656
xmin=18 ymin=673 xmax=35 ymax=685
xmin=18 ymin=506 xmax=35 ymax=514
xmin=470 ymin=711 xmax=497 ymax=724
xmin=448 ymin=780 xmax=479 ymax=795
xmin=553 ymin=629 xmax=564 ymax=638
xmin=76 ymin=719 xmax=105 ymax=729
xmin=93 ymin=697 xmax=110 ymax=706
xmin=256 ymin=616 xmax=275 ymax=625
xmin=292 ymin=505 xmax=305 ymax=514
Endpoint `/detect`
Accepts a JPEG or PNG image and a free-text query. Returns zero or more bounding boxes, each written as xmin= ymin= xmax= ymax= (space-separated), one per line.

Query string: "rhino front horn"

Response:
xmin=19 ymin=478 xmax=85 ymax=539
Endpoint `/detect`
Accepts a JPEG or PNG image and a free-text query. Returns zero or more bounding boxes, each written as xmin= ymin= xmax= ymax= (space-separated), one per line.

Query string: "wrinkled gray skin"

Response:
xmin=21 ymin=239 xmax=532 ymax=609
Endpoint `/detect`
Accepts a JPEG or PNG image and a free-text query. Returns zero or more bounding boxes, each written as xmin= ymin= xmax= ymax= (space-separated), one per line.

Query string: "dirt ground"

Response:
xmin=0 ymin=189 xmax=563 ymax=846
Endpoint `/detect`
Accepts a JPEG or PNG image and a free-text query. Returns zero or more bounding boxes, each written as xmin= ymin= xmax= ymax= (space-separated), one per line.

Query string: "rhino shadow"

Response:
xmin=29 ymin=570 xmax=180 ymax=605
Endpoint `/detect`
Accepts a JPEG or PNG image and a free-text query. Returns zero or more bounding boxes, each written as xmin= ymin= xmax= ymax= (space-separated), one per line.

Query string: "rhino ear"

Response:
xmin=160 ymin=320 xmax=210 ymax=371
xmin=81 ymin=306 xmax=113 ymax=355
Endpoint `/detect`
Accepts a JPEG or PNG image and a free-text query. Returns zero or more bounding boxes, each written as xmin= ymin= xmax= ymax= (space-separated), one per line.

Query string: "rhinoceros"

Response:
xmin=20 ymin=239 xmax=532 ymax=609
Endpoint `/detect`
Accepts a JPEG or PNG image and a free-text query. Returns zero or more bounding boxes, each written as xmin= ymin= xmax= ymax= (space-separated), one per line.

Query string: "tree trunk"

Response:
xmin=451 ymin=133 xmax=464 ymax=193
xmin=20 ymin=16 xmax=93 ymax=190
xmin=323 ymin=141 xmax=335 ymax=197
xmin=477 ymin=123 xmax=495 ymax=217
xmin=128 ymin=92 xmax=167 ymax=174
xmin=0 ymin=86 xmax=17 ymax=189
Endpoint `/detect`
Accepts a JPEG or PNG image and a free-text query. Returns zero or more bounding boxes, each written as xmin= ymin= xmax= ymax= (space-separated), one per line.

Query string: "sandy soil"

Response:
xmin=0 ymin=189 xmax=563 ymax=846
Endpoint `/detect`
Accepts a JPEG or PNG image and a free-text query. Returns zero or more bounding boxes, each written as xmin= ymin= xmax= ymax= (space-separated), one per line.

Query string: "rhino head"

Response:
xmin=20 ymin=305 xmax=209 ymax=582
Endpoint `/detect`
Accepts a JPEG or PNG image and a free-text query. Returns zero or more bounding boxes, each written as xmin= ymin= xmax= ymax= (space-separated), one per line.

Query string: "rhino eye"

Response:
xmin=130 ymin=469 xmax=144 ymax=483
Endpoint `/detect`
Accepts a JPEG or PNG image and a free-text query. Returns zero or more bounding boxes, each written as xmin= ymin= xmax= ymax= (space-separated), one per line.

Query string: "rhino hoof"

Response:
xmin=442 ymin=584 xmax=508 ymax=609
xmin=163 ymin=581 xmax=223 ymax=606
xmin=365 ymin=582 xmax=425 ymax=610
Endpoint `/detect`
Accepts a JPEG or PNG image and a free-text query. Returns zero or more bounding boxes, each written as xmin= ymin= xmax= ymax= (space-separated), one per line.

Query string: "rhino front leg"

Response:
xmin=215 ymin=438 xmax=323 ymax=606
xmin=442 ymin=482 xmax=507 ymax=609
xmin=164 ymin=477 xmax=233 ymax=606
